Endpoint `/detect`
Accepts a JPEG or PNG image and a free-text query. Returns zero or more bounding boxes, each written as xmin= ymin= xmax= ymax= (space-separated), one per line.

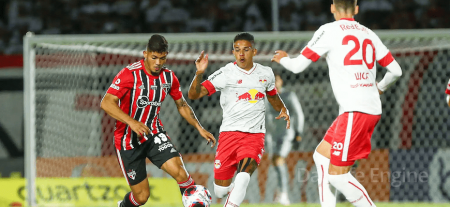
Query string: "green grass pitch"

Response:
xmin=210 ymin=204 xmax=449 ymax=207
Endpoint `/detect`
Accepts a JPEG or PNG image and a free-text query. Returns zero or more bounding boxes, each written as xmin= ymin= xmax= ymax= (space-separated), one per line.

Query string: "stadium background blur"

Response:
xmin=0 ymin=0 xmax=450 ymax=54
xmin=0 ymin=0 xmax=450 ymax=207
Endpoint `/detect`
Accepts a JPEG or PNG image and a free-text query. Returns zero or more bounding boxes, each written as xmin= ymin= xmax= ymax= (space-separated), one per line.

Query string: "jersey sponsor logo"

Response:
xmin=214 ymin=160 xmax=221 ymax=169
xmin=350 ymin=83 xmax=374 ymax=88
xmin=208 ymin=71 xmax=222 ymax=81
xmin=137 ymin=95 xmax=161 ymax=108
xmin=340 ymin=24 xmax=368 ymax=34
xmin=158 ymin=142 xmax=173 ymax=152
xmin=170 ymin=148 xmax=177 ymax=153
xmin=355 ymin=72 xmax=369 ymax=80
xmin=139 ymin=85 xmax=145 ymax=90
xmin=127 ymin=169 xmax=136 ymax=180
xmin=115 ymin=79 xmax=121 ymax=84
xmin=236 ymin=89 xmax=265 ymax=103
xmin=151 ymin=85 xmax=157 ymax=90
xmin=110 ymin=84 xmax=120 ymax=90
xmin=311 ymin=31 xmax=325 ymax=46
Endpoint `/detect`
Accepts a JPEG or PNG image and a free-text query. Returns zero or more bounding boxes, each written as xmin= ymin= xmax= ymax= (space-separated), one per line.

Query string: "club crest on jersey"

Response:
xmin=162 ymin=83 xmax=171 ymax=94
xmin=136 ymin=95 xmax=161 ymax=108
xmin=127 ymin=169 xmax=136 ymax=180
xmin=215 ymin=160 xmax=221 ymax=169
xmin=259 ymin=76 xmax=268 ymax=84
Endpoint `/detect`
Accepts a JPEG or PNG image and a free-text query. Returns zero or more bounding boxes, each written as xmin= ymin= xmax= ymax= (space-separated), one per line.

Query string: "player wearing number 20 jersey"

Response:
xmin=446 ymin=78 xmax=450 ymax=107
xmin=297 ymin=19 xmax=396 ymax=115
xmin=273 ymin=1 xmax=402 ymax=207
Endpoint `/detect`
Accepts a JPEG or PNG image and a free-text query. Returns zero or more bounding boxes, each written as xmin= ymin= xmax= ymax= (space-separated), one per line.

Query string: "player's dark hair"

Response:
xmin=147 ymin=34 xmax=168 ymax=53
xmin=333 ymin=0 xmax=357 ymax=13
xmin=234 ymin=32 xmax=255 ymax=48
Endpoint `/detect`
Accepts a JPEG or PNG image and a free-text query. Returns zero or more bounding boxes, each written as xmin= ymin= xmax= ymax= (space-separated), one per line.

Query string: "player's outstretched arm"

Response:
xmin=174 ymin=96 xmax=216 ymax=147
xmin=377 ymin=60 xmax=402 ymax=93
xmin=267 ymin=94 xmax=291 ymax=129
xmin=100 ymin=93 xmax=150 ymax=137
xmin=272 ymin=50 xmax=313 ymax=74
xmin=188 ymin=51 xmax=210 ymax=100
xmin=447 ymin=95 xmax=450 ymax=107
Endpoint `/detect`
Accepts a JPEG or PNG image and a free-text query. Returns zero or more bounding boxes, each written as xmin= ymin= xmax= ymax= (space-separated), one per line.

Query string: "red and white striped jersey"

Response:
xmin=105 ymin=60 xmax=183 ymax=150
xmin=446 ymin=78 xmax=450 ymax=95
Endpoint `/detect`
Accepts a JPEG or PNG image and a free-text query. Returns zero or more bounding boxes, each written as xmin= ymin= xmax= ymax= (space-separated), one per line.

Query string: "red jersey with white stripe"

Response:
xmin=446 ymin=79 xmax=450 ymax=95
xmin=301 ymin=18 xmax=394 ymax=115
xmin=105 ymin=60 xmax=183 ymax=150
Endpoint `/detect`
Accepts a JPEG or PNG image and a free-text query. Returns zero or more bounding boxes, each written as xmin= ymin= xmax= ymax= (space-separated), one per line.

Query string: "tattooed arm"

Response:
xmin=174 ymin=96 xmax=216 ymax=147
xmin=188 ymin=72 xmax=209 ymax=100
xmin=188 ymin=51 xmax=210 ymax=100
xmin=267 ymin=94 xmax=291 ymax=129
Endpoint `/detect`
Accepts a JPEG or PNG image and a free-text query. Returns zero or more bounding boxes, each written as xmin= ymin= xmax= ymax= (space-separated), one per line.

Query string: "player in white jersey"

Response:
xmin=446 ymin=78 xmax=450 ymax=107
xmin=272 ymin=1 xmax=402 ymax=207
xmin=188 ymin=33 xmax=290 ymax=207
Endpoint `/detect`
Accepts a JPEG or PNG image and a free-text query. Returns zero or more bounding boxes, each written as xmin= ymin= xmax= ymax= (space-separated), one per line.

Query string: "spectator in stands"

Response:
xmin=0 ymin=0 xmax=449 ymax=54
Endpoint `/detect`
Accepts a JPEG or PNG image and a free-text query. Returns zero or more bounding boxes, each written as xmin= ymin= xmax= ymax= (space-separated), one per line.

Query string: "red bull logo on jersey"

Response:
xmin=259 ymin=76 xmax=267 ymax=83
xmin=236 ymin=89 xmax=265 ymax=103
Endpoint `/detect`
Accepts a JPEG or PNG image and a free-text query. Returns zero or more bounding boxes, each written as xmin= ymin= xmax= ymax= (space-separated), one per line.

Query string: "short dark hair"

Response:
xmin=147 ymin=34 xmax=168 ymax=53
xmin=333 ymin=0 xmax=357 ymax=12
xmin=233 ymin=32 xmax=255 ymax=48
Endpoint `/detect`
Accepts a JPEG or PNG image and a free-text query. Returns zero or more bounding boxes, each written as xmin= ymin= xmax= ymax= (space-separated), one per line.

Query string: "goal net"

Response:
xmin=23 ymin=30 xmax=450 ymax=206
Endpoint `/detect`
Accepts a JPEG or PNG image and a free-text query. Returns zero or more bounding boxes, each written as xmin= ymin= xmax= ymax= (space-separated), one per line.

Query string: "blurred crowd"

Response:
xmin=0 ymin=0 xmax=449 ymax=54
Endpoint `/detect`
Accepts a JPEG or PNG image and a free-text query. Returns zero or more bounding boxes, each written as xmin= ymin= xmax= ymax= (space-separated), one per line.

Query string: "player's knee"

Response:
xmin=313 ymin=150 xmax=327 ymax=163
xmin=327 ymin=173 xmax=347 ymax=188
xmin=214 ymin=183 xmax=231 ymax=198
xmin=271 ymin=155 xmax=279 ymax=165
xmin=134 ymin=191 xmax=150 ymax=205
xmin=273 ymin=156 xmax=285 ymax=166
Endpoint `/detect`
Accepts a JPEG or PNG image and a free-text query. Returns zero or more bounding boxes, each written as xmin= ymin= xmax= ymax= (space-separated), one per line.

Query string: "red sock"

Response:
xmin=178 ymin=175 xmax=195 ymax=195
xmin=121 ymin=192 xmax=141 ymax=207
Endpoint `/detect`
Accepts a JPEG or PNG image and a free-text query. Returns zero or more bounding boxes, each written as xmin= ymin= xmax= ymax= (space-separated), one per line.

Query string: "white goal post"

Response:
xmin=24 ymin=29 xmax=450 ymax=207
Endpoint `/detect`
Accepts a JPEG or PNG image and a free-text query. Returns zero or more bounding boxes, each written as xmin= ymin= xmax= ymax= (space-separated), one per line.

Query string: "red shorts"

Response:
xmin=214 ymin=131 xmax=265 ymax=180
xmin=323 ymin=112 xmax=381 ymax=166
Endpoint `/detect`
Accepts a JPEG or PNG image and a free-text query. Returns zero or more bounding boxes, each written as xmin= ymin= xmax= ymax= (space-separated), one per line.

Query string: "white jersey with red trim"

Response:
xmin=446 ymin=78 xmax=450 ymax=95
xmin=301 ymin=18 xmax=394 ymax=115
xmin=201 ymin=62 xmax=277 ymax=133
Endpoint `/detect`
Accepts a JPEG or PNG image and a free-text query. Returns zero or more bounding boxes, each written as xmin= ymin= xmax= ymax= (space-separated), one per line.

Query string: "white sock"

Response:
xmin=313 ymin=151 xmax=336 ymax=207
xmin=328 ymin=172 xmax=375 ymax=207
xmin=214 ymin=183 xmax=233 ymax=198
xmin=224 ymin=172 xmax=250 ymax=207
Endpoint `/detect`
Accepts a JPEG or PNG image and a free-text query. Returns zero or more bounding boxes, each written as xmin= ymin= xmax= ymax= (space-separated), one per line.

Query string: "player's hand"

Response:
xmin=198 ymin=128 xmax=216 ymax=148
xmin=276 ymin=108 xmax=290 ymax=129
xmin=271 ymin=50 xmax=288 ymax=63
xmin=195 ymin=51 xmax=209 ymax=75
xmin=129 ymin=120 xmax=150 ymax=137
xmin=376 ymin=82 xmax=384 ymax=95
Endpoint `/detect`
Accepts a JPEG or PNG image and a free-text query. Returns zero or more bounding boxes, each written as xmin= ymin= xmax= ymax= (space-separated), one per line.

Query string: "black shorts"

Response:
xmin=116 ymin=131 xmax=180 ymax=186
